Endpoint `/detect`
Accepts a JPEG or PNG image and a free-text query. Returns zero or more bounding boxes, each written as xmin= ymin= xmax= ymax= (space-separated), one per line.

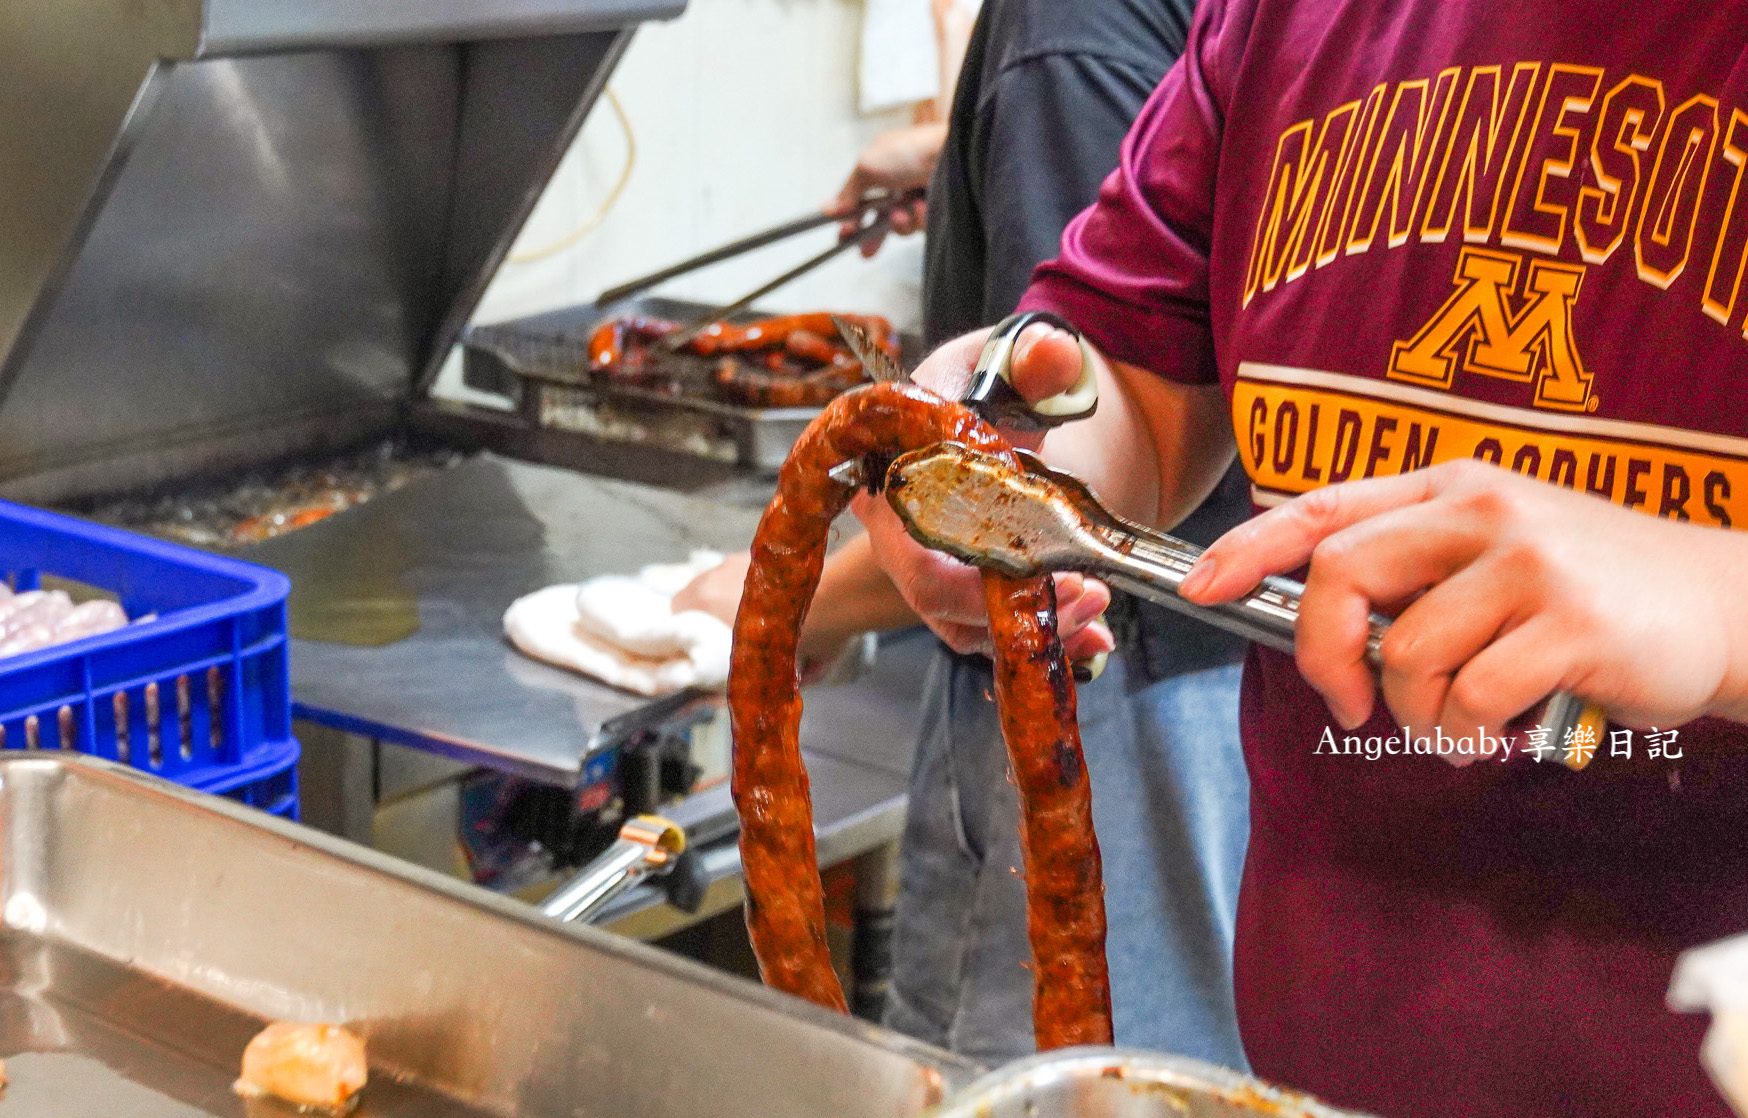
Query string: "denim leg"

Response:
xmin=1082 ymin=658 xmax=1250 ymax=1069
xmin=883 ymin=648 xmax=1033 ymax=1064
xmin=883 ymin=646 xmax=1249 ymax=1071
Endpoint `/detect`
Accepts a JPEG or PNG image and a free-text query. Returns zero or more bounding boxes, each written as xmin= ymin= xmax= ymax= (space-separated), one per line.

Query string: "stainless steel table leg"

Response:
xmin=851 ymin=841 xmax=902 ymax=1023
xmin=293 ymin=720 xmax=375 ymax=843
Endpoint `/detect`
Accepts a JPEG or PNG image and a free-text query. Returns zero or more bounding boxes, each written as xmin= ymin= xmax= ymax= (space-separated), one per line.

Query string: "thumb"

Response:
xmin=832 ymin=168 xmax=867 ymax=214
xmin=1007 ymin=324 xmax=1085 ymax=405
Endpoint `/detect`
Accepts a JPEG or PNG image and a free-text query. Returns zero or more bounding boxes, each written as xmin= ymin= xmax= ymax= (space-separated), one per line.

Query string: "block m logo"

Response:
xmin=1389 ymin=247 xmax=1594 ymax=411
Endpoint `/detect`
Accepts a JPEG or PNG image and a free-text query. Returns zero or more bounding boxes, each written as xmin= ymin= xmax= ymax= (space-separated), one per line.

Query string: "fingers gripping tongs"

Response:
xmin=883 ymin=441 xmax=1606 ymax=769
xmin=829 ymin=313 xmax=1605 ymax=765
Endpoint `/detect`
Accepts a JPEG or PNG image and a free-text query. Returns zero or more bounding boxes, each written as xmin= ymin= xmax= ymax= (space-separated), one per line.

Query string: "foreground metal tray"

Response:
xmin=0 ymin=755 xmax=978 ymax=1116
xmin=926 ymin=1049 xmax=1376 ymax=1118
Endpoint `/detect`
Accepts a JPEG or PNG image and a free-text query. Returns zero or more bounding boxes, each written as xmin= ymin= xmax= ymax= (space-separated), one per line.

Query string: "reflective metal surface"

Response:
xmin=3 ymin=49 xmax=452 ymax=500
xmin=0 ymin=1 xmax=200 ymax=404
xmin=241 ymin=454 xmax=928 ymax=833
xmin=203 ymin=0 xmax=684 ymax=53
xmin=927 ymin=1049 xmax=1375 ymax=1118
xmin=0 ymin=941 xmax=487 ymax=1117
xmin=1 ymin=2 xmax=676 ymax=504
xmin=0 ymin=755 xmax=980 ymax=1116
xmin=241 ymin=454 xmax=761 ymax=782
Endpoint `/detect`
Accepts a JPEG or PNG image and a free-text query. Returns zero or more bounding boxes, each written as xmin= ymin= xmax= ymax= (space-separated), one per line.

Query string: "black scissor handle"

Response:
xmin=964 ymin=311 xmax=1099 ymax=431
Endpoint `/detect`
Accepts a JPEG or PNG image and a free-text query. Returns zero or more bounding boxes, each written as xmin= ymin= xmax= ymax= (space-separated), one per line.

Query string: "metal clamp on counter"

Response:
xmin=541 ymin=777 xmax=745 ymax=924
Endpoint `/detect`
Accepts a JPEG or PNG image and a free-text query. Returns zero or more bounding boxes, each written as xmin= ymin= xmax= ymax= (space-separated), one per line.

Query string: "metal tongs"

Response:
xmin=593 ymin=189 xmax=926 ymax=350
xmin=877 ymin=441 xmax=1606 ymax=768
xmin=540 ymin=813 xmax=686 ymax=924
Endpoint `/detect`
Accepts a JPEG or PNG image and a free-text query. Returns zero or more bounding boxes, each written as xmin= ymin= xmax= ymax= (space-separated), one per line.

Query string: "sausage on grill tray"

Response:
xmin=727 ymin=381 xmax=1113 ymax=1047
xmin=586 ymin=313 xmax=899 ymax=408
xmin=711 ymin=354 xmax=864 ymax=409
xmin=586 ymin=315 xmax=681 ymax=374
xmin=688 ymin=313 xmax=896 ymax=357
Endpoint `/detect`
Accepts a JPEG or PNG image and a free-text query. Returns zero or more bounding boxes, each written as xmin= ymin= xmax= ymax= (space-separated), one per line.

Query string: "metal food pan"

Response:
xmin=926 ymin=1049 xmax=1377 ymax=1118
xmin=0 ymin=755 xmax=978 ymax=1117
xmin=460 ymin=298 xmax=915 ymax=474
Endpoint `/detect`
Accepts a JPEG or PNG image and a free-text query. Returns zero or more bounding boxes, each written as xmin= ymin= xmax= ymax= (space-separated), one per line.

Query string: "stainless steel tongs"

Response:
xmin=539 ymin=814 xmax=686 ymax=924
xmin=880 ymin=441 xmax=1605 ymax=766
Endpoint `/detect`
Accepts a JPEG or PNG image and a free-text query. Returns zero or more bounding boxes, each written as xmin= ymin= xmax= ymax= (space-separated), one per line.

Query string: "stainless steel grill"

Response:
xmin=77 ymin=438 xmax=464 ymax=548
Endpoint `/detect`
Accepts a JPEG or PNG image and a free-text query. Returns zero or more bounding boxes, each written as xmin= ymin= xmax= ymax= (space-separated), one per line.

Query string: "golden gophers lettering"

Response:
xmin=1234 ymin=363 xmax=1748 ymax=528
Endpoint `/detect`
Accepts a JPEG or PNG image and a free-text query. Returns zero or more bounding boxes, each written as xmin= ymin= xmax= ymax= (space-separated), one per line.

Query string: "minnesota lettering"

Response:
xmin=1243 ymin=63 xmax=1748 ymax=340
xmin=1233 ymin=61 xmax=1748 ymax=528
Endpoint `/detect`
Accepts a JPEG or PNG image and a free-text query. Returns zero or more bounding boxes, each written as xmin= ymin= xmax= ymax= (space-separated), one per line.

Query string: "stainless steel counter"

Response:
xmin=242 ymin=453 xmax=925 ymax=893
xmin=245 ymin=453 xmax=761 ymax=782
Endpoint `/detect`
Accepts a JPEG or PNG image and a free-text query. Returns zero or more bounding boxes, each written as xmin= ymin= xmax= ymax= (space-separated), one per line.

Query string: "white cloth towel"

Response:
xmin=503 ymin=551 xmax=732 ymax=697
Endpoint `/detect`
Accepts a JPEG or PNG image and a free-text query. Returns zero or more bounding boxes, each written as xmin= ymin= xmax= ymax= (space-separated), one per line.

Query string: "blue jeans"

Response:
xmin=882 ymin=647 xmax=1249 ymax=1069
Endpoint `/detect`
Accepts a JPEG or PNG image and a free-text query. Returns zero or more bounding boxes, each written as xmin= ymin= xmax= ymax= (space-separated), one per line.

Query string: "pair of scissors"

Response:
xmin=831 ymin=310 xmax=1098 ymax=427
xmin=824 ymin=310 xmax=1099 ymax=494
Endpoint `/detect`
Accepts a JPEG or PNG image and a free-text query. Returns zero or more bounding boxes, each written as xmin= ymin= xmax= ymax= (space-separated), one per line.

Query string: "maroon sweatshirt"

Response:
xmin=1021 ymin=1 xmax=1748 ymax=1114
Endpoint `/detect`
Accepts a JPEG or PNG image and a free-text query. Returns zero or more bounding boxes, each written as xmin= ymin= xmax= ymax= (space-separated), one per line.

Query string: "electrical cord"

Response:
xmin=508 ymin=87 xmax=637 ymax=265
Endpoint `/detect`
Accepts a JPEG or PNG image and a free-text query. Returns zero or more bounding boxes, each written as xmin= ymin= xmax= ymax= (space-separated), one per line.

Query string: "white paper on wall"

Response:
xmin=858 ymin=0 xmax=939 ymax=113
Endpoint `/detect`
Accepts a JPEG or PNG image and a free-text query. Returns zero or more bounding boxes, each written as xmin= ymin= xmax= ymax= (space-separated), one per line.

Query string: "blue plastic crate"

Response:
xmin=0 ymin=499 xmax=299 ymax=818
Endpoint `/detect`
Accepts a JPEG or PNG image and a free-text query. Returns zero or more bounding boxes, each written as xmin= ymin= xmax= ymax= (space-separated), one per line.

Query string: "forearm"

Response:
xmin=913 ymin=328 xmax=1235 ymax=532
xmin=799 ymin=532 xmax=917 ymax=659
xmin=1696 ymin=525 xmax=1748 ymax=726
xmin=935 ymin=1 xmax=975 ymax=112
xmin=1038 ymin=351 xmax=1236 ymax=532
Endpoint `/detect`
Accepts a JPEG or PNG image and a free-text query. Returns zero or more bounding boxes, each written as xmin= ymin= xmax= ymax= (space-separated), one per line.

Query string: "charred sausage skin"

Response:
xmin=982 ymin=571 xmax=1113 ymax=1048
xmin=728 ymin=381 xmax=1112 ymax=1045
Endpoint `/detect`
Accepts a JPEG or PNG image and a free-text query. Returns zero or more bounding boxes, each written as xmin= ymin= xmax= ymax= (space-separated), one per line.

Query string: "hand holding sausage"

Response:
xmin=852 ymin=327 xmax=1114 ymax=661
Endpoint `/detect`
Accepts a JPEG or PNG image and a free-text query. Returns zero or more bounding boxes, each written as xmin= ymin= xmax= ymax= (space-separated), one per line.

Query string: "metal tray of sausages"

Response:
xmin=460 ymin=297 xmax=915 ymax=474
xmin=0 ymin=755 xmax=978 ymax=1117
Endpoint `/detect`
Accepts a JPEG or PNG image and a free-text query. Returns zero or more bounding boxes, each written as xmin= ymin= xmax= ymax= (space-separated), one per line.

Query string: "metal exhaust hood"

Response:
xmin=0 ymin=0 xmax=684 ymax=503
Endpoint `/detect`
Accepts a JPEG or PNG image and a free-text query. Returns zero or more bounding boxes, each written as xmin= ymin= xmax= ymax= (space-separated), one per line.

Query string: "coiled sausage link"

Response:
xmin=728 ymin=381 xmax=1112 ymax=1046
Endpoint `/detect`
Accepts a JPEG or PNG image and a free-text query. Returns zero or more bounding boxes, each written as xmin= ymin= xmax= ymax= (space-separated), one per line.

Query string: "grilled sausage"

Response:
xmin=687 ymin=313 xmax=862 ymax=355
xmin=727 ymin=381 xmax=1112 ymax=1046
xmin=712 ymin=355 xmax=866 ymax=408
xmin=586 ymin=315 xmax=682 ymax=374
xmin=588 ymin=312 xmax=895 ymax=407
